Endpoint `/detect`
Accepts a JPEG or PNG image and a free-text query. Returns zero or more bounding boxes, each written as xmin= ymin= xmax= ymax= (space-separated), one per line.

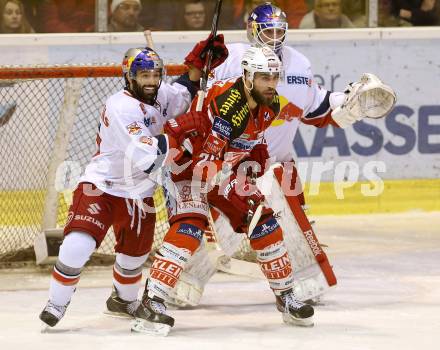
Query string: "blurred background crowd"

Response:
xmin=0 ymin=0 xmax=439 ymax=34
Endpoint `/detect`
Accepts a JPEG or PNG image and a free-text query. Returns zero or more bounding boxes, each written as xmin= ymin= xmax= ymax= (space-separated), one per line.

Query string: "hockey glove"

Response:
xmin=247 ymin=143 xmax=270 ymax=177
xmin=164 ymin=111 xmax=210 ymax=144
xmin=184 ymin=34 xmax=228 ymax=71
xmin=223 ymin=175 xmax=265 ymax=214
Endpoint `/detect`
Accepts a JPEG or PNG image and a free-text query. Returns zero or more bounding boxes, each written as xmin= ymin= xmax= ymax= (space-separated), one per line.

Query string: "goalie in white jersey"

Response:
xmin=39 ymin=40 xmax=228 ymax=328
xmin=170 ymin=2 xmax=396 ymax=307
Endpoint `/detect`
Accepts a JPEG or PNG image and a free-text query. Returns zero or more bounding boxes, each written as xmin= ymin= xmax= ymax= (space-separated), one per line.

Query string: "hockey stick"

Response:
xmin=143 ymin=30 xmax=155 ymax=49
xmin=247 ymin=203 xmax=263 ymax=236
xmin=195 ymin=0 xmax=223 ymax=111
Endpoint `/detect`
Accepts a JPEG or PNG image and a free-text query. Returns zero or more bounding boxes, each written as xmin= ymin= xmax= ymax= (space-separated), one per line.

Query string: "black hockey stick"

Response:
xmin=195 ymin=0 xmax=223 ymax=111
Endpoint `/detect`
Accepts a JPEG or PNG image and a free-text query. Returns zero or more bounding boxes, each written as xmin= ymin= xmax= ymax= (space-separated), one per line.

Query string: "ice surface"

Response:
xmin=0 ymin=212 xmax=439 ymax=350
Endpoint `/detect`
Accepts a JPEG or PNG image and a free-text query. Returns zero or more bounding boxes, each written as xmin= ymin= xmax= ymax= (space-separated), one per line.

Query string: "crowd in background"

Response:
xmin=0 ymin=0 xmax=439 ymax=34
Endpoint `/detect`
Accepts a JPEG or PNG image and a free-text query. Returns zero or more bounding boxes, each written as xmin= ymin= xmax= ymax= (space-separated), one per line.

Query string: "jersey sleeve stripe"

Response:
xmin=304 ymin=91 xmax=331 ymax=120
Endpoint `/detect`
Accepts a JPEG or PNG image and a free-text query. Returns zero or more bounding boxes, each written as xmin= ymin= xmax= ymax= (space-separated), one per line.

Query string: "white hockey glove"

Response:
xmin=331 ymin=73 xmax=397 ymax=128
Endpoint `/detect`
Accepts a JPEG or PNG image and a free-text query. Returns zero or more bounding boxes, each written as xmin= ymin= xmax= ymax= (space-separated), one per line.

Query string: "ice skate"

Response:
xmin=276 ymin=289 xmax=314 ymax=327
xmin=104 ymin=288 xmax=140 ymax=318
xmin=131 ymin=293 xmax=174 ymax=336
xmin=39 ymin=301 xmax=69 ymax=327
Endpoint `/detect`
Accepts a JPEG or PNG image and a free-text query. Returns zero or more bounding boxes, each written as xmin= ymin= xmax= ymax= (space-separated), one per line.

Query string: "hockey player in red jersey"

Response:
xmin=39 ymin=39 xmax=228 ymax=328
xmin=131 ymin=46 xmax=314 ymax=336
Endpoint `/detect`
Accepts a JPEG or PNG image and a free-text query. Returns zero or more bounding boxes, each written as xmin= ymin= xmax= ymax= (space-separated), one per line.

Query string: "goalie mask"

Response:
xmin=122 ymin=47 xmax=164 ymax=105
xmin=247 ymin=2 xmax=288 ymax=54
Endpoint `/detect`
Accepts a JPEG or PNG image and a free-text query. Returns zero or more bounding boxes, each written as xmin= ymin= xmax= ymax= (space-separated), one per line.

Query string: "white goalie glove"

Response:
xmin=331 ymin=73 xmax=397 ymax=128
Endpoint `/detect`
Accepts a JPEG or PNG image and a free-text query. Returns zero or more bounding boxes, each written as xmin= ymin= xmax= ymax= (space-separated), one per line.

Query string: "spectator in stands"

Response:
xmin=139 ymin=0 xmax=177 ymax=30
xmin=380 ymin=0 xmax=413 ymax=26
xmin=39 ymin=0 xmax=95 ymax=33
xmin=175 ymin=0 xmax=209 ymax=30
xmin=299 ymin=0 xmax=355 ymax=28
xmin=342 ymin=0 xmax=367 ymax=27
xmin=393 ymin=0 xmax=439 ymax=25
xmin=0 ymin=0 xmax=34 ymax=33
xmin=108 ymin=0 xmax=143 ymax=32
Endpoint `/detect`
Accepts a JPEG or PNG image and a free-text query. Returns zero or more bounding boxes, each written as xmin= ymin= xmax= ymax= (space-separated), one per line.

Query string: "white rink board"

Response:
xmin=0 ymin=212 xmax=439 ymax=350
xmin=0 ymin=28 xmax=439 ymax=180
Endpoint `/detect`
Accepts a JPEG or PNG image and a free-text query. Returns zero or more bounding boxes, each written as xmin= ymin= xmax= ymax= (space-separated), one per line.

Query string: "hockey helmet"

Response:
xmin=241 ymin=46 xmax=283 ymax=83
xmin=122 ymin=47 xmax=164 ymax=79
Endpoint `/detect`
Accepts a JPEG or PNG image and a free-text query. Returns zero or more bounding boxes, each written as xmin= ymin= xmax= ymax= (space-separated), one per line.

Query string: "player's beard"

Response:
xmin=250 ymin=87 xmax=276 ymax=106
xmin=132 ymin=80 xmax=159 ymax=105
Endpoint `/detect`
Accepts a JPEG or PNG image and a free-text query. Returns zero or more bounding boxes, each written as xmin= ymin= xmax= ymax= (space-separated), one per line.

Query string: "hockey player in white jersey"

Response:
xmin=169 ymin=2 xmax=396 ymax=307
xmin=39 ymin=40 xmax=228 ymax=327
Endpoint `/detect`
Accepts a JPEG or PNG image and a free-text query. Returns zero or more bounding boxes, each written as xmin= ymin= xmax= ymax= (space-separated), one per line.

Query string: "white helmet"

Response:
xmin=241 ymin=46 xmax=283 ymax=83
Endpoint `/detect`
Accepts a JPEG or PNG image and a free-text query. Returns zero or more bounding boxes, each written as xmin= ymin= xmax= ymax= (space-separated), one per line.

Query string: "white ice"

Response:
xmin=0 ymin=212 xmax=439 ymax=350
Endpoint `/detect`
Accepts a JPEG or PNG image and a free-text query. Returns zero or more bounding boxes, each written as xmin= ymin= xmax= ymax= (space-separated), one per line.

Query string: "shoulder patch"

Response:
xmin=212 ymin=116 xmax=232 ymax=139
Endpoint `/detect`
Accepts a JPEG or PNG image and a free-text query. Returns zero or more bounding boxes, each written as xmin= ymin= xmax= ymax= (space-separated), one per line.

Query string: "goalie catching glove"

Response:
xmin=331 ymin=73 xmax=396 ymax=128
xmin=184 ymin=34 xmax=228 ymax=71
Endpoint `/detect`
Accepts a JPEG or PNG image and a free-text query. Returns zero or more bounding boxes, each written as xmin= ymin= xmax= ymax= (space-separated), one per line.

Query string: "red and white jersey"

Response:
xmin=81 ymin=82 xmax=191 ymax=199
xmin=210 ymin=43 xmax=343 ymax=161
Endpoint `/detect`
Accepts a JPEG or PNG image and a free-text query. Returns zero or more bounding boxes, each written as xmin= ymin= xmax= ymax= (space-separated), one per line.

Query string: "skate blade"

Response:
xmin=282 ymin=313 xmax=314 ymax=327
xmin=103 ymin=309 xmax=134 ymax=319
xmin=131 ymin=318 xmax=171 ymax=336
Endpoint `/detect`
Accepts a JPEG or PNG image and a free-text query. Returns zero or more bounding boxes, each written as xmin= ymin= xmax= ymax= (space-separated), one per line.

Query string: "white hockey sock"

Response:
xmin=148 ymin=242 xmax=191 ymax=301
xmin=49 ymin=231 xmax=96 ymax=306
xmin=112 ymin=253 xmax=148 ymax=302
xmin=256 ymin=241 xmax=295 ymax=295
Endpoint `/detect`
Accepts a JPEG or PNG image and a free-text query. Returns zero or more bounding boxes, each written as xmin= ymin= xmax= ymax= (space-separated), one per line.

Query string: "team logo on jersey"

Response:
xmin=87 ymin=203 xmax=101 ymax=215
xmin=229 ymin=138 xmax=258 ymax=151
xmin=126 ymin=122 xmax=142 ymax=135
xmin=66 ymin=211 xmax=74 ymax=225
xmin=203 ymin=134 xmax=226 ymax=156
xmin=218 ymin=88 xmax=241 ymax=116
xmin=143 ymin=116 xmax=156 ymax=127
xmin=286 ymin=75 xmax=312 ymax=86
xmin=263 ymin=111 xmax=271 ymax=121
xmin=212 ymin=116 xmax=232 ymax=139
xmin=176 ymin=223 xmax=203 ymax=242
xmin=139 ymin=136 xmax=153 ymax=145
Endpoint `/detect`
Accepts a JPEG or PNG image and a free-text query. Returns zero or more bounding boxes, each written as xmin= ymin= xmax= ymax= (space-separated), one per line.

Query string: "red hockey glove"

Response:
xmin=184 ymin=34 xmax=228 ymax=71
xmin=248 ymin=143 xmax=270 ymax=177
xmin=164 ymin=111 xmax=210 ymax=144
xmin=223 ymin=175 xmax=265 ymax=214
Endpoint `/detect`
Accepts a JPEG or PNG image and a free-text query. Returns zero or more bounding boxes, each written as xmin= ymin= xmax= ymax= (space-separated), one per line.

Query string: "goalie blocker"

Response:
xmin=168 ymin=163 xmax=337 ymax=307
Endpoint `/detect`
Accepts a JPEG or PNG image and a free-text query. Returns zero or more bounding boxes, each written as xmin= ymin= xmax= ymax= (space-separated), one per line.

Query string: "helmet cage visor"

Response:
xmin=253 ymin=21 xmax=287 ymax=51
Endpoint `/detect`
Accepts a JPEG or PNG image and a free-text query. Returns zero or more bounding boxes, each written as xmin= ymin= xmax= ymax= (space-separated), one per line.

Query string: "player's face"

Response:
xmin=250 ymin=72 xmax=279 ymax=106
xmin=258 ymin=27 xmax=286 ymax=48
xmin=132 ymin=69 xmax=161 ymax=103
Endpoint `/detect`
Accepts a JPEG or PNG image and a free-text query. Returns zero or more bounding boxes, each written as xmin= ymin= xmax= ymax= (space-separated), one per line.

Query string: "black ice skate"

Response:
xmin=39 ymin=301 xmax=69 ymax=327
xmin=131 ymin=293 xmax=174 ymax=336
xmin=276 ymin=289 xmax=314 ymax=327
xmin=104 ymin=288 xmax=140 ymax=318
